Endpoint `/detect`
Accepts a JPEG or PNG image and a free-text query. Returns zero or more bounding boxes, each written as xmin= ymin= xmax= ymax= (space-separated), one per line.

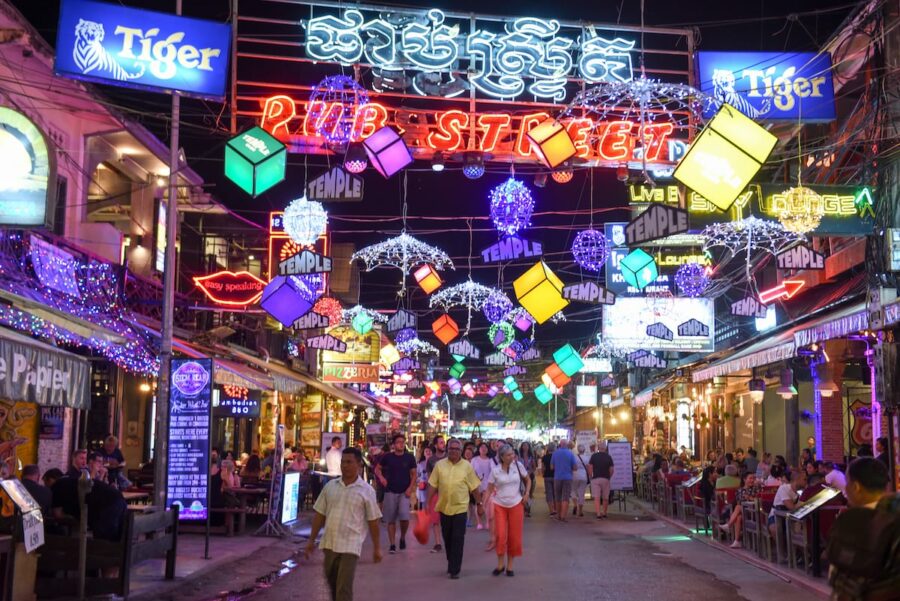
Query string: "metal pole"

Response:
xmin=153 ymin=0 xmax=182 ymax=509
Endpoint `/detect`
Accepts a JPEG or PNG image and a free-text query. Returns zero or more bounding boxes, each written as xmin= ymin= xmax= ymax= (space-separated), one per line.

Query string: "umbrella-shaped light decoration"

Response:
xmin=702 ymin=217 xmax=804 ymax=258
xmin=397 ymin=337 xmax=439 ymax=357
xmin=430 ymin=279 xmax=504 ymax=335
xmin=342 ymin=305 xmax=388 ymax=325
xmin=352 ymin=233 xmax=454 ymax=295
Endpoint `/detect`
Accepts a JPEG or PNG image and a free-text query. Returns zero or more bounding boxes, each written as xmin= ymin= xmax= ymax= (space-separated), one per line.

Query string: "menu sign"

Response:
xmin=167 ymin=358 xmax=212 ymax=521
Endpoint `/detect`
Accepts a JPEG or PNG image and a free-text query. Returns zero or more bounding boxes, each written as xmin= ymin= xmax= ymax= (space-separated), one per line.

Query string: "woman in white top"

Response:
xmin=470 ymin=443 xmax=494 ymax=531
xmin=487 ymin=444 xmax=530 ymax=577
xmin=571 ymin=443 xmax=590 ymax=518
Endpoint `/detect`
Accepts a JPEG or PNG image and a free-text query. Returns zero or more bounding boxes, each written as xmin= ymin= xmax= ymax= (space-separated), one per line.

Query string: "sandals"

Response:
xmin=492 ymin=567 xmax=505 ymax=576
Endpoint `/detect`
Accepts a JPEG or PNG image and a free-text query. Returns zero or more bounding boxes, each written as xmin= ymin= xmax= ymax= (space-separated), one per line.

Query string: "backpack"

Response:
xmin=827 ymin=495 xmax=900 ymax=601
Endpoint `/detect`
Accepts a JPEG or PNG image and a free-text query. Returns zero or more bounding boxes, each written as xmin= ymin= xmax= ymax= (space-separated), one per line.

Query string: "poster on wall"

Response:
xmin=0 ymin=400 xmax=38 ymax=470
xmin=166 ymin=358 xmax=212 ymax=521
xmin=39 ymin=406 xmax=64 ymax=440
xmin=299 ymin=394 xmax=322 ymax=450
xmin=847 ymin=392 xmax=872 ymax=454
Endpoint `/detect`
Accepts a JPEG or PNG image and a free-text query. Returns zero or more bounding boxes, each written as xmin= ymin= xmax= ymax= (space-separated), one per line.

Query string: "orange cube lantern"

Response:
xmin=526 ymin=118 xmax=577 ymax=169
xmin=432 ymin=314 xmax=459 ymax=345
xmin=414 ymin=264 xmax=443 ymax=294
xmin=545 ymin=362 xmax=571 ymax=388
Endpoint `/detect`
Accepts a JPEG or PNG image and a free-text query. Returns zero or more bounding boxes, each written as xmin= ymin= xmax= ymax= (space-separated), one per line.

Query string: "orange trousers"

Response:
xmin=493 ymin=502 xmax=524 ymax=557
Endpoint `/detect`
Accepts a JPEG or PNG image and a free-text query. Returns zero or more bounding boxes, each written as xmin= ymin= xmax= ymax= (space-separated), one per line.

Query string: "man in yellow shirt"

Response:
xmin=427 ymin=438 xmax=483 ymax=579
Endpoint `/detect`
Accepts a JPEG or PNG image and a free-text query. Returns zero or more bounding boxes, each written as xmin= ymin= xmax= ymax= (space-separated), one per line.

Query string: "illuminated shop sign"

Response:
xmin=259 ymin=96 xmax=682 ymax=166
xmin=268 ymin=211 xmax=329 ymax=292
xmin=55 ymin=0 xmax=231 ymax=99
xmin=603 ymin=233 xmax=710 ymax=297
xmin=627 ymin=184 xmax=876 ymax=237
xmin=697 ymin=51 xmax=835 ymax=122
xmin=214 ymin=386 xmax=261 ymax=418
xmin=301 ymin=5 xmax=635 ymax=101
xmin=321 ymin=362 xmax=380 ymax=383
xmin=602 ymin=298 xmax=715 ymax=352
xmin=193 ymin=270 xmax=267 ymax=306
xmin=0 ymin=107 xmax=54 ymax=228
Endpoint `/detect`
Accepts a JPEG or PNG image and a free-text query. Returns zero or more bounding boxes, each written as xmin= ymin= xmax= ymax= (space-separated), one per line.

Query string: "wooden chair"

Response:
xmin=710 ymin=488 xmax=737 ymax=543
xmin=740 ymin=500 xmax=762 ymax=555
xmin=787 ymin=515 xmax=812 ymax=573
xmin=693 ymin=493 xmax=710 ymax=535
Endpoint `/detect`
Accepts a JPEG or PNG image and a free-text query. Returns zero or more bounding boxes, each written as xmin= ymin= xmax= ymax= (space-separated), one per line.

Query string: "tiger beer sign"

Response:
xmin=55 ymin=0 xmax=231 ymax=99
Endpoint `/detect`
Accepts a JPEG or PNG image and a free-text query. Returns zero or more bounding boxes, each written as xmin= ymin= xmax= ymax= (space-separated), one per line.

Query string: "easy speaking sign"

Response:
xmin=55 ymin=0 xmax=231 ymax=99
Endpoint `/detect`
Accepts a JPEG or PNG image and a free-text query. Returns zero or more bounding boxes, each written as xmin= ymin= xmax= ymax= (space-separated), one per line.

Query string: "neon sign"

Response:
xmin=268 ymin=211 xmax=329 ymax=291
xmin=193 ymin=270 xmax=267 ymax=306
xmin=303 ymin=6 xmax=635 ymax=101
xmin=260 ymin=96 xmax=679 ymax=166
xmin=759 ymin=280 xmax=804 ymax=304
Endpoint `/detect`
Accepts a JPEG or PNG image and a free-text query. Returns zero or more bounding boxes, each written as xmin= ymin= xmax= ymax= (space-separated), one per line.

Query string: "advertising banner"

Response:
xmin=0 ymin=108 xmax=55 ymax=228
xmin=602 ymin=298 xmax=715 ymax=352
xmin=0 ymin=335 xmax=90 ymax=409
xmin=55 ymin=0 xmax=231 ymax=98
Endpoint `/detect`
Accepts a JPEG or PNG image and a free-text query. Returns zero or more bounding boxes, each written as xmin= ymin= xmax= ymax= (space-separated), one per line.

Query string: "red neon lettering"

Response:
xmin=565 ymin=118 xmax=594 ymax=159
xmin=260 ymin=95 xmax=296 ymax=137
xmin=516 ymin=112 xmax=550 ymax=157
xmin=427 ymin=110 xmax=469 ymax=152
xmin=478 ymin=114 xmax=512 ymax=153
xmin=352 ymin=103 xmax=389 ymax=140
xmin=598 ymin=120 xmax=634 ymax=161
xmin=303 ymin=101 xmax=326 ymax=136
xmin=640 ymin=122 xmax=674 ymax=162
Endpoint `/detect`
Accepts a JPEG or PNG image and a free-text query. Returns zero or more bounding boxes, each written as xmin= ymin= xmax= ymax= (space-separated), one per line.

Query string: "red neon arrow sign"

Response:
xmin=759 ymin=280 xmax=805 ymax=305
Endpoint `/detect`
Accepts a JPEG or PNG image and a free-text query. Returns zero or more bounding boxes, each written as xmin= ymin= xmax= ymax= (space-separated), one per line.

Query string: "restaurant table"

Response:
xmin=231 ymin=487 xmax=269 ymax=533
xmin=123 ymin=491 xmax=150 ymax=504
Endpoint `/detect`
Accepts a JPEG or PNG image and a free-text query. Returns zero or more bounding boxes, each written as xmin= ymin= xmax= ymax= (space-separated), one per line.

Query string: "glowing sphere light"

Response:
xmin=283 ymin=197 xmax=328 ymax=246
xmin=674 ymin=262 xmax=709 ymax=297
xmin=572 ymin=229 xmax=609 ymax=272
xmin=490 ymin=177 xmax=534 ymax=236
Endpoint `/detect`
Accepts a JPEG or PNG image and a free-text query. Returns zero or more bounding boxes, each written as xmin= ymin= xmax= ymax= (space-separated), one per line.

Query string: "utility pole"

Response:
xmin=153 ymin=0 xmax=182 ymax=509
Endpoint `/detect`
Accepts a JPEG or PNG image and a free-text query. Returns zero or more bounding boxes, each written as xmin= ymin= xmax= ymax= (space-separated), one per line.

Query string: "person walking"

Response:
xmin=304 ymin=447 xmax=382 ymax=601
xmin=425 ymin=436 xmax=447 ymax=553
xmin=588 ymin=442 xmax=615 ymax=519
xmin=374 ymin=433 xmax=417 ymax=554
xmin=541 ymin=442 xmax=556 ymax=516
xmin=518 ymin=442 xmax=536 ymax=517
xmin=571 ymin=444 xmax=590 ymax=518
xmin=470 ymin=443 xmax=493 ymax=530
xmin=487 ymin=444 xmax=530 ymax=577
xmin=550 ymin=440 xmax=577 ymax=522
xmin=426 ymin=438 xmax=483 ymax=579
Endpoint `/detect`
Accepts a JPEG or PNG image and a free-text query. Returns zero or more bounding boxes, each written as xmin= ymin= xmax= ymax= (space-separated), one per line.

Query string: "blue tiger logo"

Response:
xmin=712 ymin=69 xmax=771 ymax=119
xmin=72 ymin=19 xmax=144 ymax=81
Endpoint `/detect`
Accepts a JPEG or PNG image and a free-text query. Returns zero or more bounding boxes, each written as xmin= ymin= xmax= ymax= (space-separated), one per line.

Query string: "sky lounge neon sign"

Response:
xmin=303 ymin=6 xmax=635 ymax=101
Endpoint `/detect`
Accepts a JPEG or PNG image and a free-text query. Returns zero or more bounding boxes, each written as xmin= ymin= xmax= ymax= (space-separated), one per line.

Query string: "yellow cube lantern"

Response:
xmin=413 ymin=264 xmax=443 ymax=294
xmin=380 ymin=343 xmax=401 ymax=367
xmin=432 ymin=314 xmax=460 ymax=345
xmin=673 ymin=103 xmax=778 ymax=211
xmin=513 ymin=260 xmax=569 ymax=324
xmin=526 ymin=118 xmax=577 ymax=169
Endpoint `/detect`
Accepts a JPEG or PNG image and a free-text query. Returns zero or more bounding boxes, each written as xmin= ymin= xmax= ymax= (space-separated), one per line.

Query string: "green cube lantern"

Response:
xmin=534 ymin=384 xmax=553 ymax=404
xmin=553 ymin=344 xmax=584 ymax=377
xmin=620 ymin=248 xmax=658 ymax=291
xmin=503 ymin=375 xmax=518 ymax=392
xmin=449 ymin=362 xmax=466 ymax=379
xmin=351 ymin=312 xmax=374 ymax=335
xmin=225 ymin=126 xmax=287 ymax=197
xmin=512 ymin=389 xmax=524 ymax=401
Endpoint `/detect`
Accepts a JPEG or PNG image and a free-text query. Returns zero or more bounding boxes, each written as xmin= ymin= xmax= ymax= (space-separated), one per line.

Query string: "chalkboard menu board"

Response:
xmin=166 ymin=358 xmax=212 ymax=521
xmin=606 ymin=441 xmax=634 ymax=491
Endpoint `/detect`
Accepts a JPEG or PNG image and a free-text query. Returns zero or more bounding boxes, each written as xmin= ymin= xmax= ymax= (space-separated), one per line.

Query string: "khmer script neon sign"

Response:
xmin=303 ymin=5 xmax=635 ymax=101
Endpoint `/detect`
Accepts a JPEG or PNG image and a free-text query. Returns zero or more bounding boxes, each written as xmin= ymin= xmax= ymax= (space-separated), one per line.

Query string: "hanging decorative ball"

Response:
xmin=394 ymin=327 xmax=417 ymax=345
xmin=488 ymin=321 xmax=515 ymax=350
xmin=463 ymin=152 xmax=485 ymax=180
xmin=482 ymin=291 xmax=513 ymax=323
xmin=571 ymin=229 xmax=609 ymax=272
xmin=313 ymin=296 xmax=343 ymax=325
xmin=778 ymin=186 xmax=825 ymax=235
xmin=674 ymin=262 xmax=709 ymax=298
xmin=309 ymin=75 xmax=369 ymax=145
xmin=551 ymin=168 xmax=574 ymax=184
xmin=489 ymin=177 xmax=534 ymax=236
xmin=343 ymin=143 xmax=368 ymax=174
xmin=283 ymin=197 xmax=328 ymax=247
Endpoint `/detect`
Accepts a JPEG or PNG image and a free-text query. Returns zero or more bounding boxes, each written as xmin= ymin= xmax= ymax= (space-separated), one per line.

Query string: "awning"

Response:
xmin=0 ymin=326 xmax=91 ymax=409
xmin=634 ymin=380 xmax=671 ymax=407
xmin=793 ymin=302 xmax=867 ymax=347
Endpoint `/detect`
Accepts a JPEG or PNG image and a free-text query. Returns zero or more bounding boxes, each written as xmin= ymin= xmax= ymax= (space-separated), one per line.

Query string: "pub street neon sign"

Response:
xmin=387 ymin=309 xmax=417 ymax=333
xmin=293 ymin=311 xmax=331 ymax=330
xmin=730 ymin=296 xmax=769 ymax=318
xmin=448 ymin=338 xmax=481 ymax=360
xmin=302 ymin=5 xmax=635 ymax=102
xmin=279 ymin=249 xmax=333 ymax=276
xmin=481 ymin=236 xmax=543 ymax=263
xmin=193 ymin=270 xmax=266 ymax=306
xmin=562 ymin=281 xmax=616 ymax=305
xmin=306 ymin=166 xmax=364 ymax=202
xmin=625 ymin=204 xmax=689 ymax=245
xmin=305 ymin=334 xmax=347 ymax=352
xmin=776 ymin=244 xmax=825 ymax=271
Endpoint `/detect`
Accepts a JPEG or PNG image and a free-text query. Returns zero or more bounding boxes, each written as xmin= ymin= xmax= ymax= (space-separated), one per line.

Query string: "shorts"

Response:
xmin=553 ymin=479 xmax=572 ymax=502
xmin=591 ymin=477 xmax=611 ymax=501
xmin=382 ymin=492 xmax=411 ymax=523
xmin=544 ymin=478 xmax=555 ymax=504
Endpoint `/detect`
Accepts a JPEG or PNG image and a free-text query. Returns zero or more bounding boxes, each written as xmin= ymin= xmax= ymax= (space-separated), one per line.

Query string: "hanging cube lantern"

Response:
xmin=449 ymin=362 xmax=466 ymax=379
xmin=259 ymin=275 xmax=314 ymax=327
xmin=513 ymin=261 xmax=569 ymax=324
xmin=553 ymin=344 xmax=584 ymax=377
xmin=526 ymin=118 xmax=577 ymax=169
xmin=488 ymin=321 xmax=515 ymax=350
xmin=351 ymin=312 xmax=374 ymax=335
xmin=512 ymin=310 xmax=534 ymax=332
xmin=673 ymin=103 xmax=778 ymax=211
xmin=462 ymin=383 xmax=475 ymax=398
xmin=432 ymin=314 xmax=460 ymax=345
xmin=225 ymin=126 xmax=286 ymax=197
xmin=619 ymin=248 xmax=659 ymax=291
xmin=503 ymin=375 xmax=519 ymax=392
xmin=488 ymin=385 xmax=499 ymax=398
xmin=380 ymin=343 xmax=401 ymax=367
xmin=362 ymin=126 xmax=413 ymax=178
xmin=512 ymin=389 xmax=524 ymax=401
xmin=413 ymin=264 xmax=443 ymax=294
xmin=545 ymin=362 xmax=571 ymax=388
xmin=447 ymin=378 xmax=462 ymax=394
xmin=534 ymin=384 xmax=553 ymax=404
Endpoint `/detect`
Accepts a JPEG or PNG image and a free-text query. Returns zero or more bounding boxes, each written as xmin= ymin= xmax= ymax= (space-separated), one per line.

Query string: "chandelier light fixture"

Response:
xmin=283 ymin=197 xmax=328 ymax=247
xmin=489 ymin=177 xmax=535 ymax=236
xmin=778 ymin=186 xmax=825 ymax=235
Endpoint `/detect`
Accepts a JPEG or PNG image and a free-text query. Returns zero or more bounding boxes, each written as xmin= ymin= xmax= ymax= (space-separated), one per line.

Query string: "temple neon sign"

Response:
xmin=260 ymin=95 xmax=679 ymax=165
xmin=302 ymin=6 xmax=635 ymax=101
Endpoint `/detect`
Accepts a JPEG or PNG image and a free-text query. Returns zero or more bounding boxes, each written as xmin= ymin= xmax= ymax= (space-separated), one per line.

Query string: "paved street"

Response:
xmin=219 ymin=493 xmax=825 ymax=601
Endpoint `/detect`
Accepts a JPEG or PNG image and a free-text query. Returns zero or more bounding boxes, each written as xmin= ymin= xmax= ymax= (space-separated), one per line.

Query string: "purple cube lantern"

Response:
xmin=363 ymin=127 xmax=413 ymax=178
xmin=513 ymin=312 xmax=534 ymax=332
xmin=260 ymin=276 xmax=315 ymax=327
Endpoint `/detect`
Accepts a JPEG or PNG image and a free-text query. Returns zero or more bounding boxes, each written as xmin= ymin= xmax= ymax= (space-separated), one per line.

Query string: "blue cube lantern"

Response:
xmin=260 ymin=276 xmax=316 ymax=327
xmin=352 ymin=312 xmax=374 ymax=335
xmin=534 ymin=384 xmax=553 ymax=404
xmin=225 ymin=126 xmax=286 ymax=197
xmin=619 ymin=248 xmax=659 ymax=291
xmin=512 ymin=389 xmax=524 ymax=401
xmin=553 ymin=344 xmax=584 ymax=377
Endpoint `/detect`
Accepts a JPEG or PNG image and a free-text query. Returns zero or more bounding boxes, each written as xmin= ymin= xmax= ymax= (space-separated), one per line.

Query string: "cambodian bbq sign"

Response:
xmin=55 ymin=0 xmax=231 ymax=99
xmin=167 ymin=358 xmax=212 ymax=521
